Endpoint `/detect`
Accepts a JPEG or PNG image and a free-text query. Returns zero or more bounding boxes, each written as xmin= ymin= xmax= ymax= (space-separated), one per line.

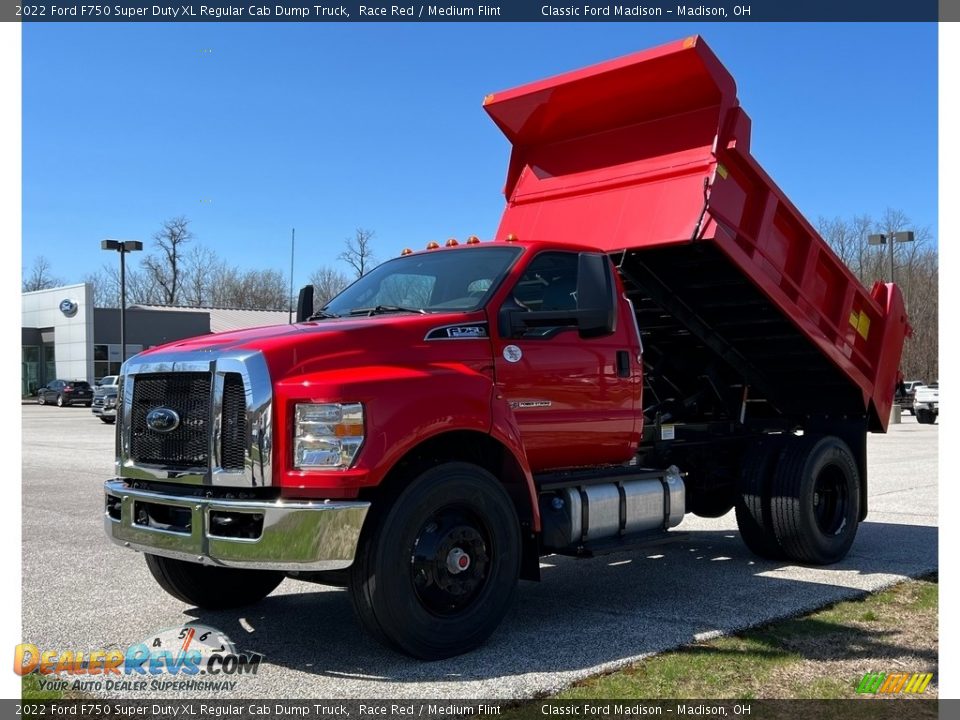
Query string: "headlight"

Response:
xmin=293 ymin=403 xmax=364 ymax=469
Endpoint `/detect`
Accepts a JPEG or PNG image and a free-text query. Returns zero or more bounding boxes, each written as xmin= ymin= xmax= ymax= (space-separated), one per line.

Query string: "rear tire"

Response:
xmin=735 ymin=437 xmax=787 ymax=560
xmin=99 ymin=416 xmax=116 ymax=424
xmin=349 ymin=462 xmax=521 ymax=659
xmin=770 ymin=436 xmax=860 ymax=565
xmin=145 ymin=554 xmax=283 ymax=609
xmin=916 ymin=409 xmax=934 ymax=424
xmin=56 ymin=395 xmax=65 ymax=407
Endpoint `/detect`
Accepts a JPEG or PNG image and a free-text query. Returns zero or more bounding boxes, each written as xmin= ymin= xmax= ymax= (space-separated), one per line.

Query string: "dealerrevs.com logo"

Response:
xmin=14 ymin=625 xmax=263 ymax=693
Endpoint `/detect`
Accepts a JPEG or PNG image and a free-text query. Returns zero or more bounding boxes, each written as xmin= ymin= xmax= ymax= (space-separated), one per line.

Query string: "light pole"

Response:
xmin=867 ymin=231 xmax=914 ymax=285
xmin=101 ymin=239 xmax=143 ymax=365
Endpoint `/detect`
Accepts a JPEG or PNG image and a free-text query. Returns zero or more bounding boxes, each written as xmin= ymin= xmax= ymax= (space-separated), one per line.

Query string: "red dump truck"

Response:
xmin=105 ymin=37 xmax=909 ymax=659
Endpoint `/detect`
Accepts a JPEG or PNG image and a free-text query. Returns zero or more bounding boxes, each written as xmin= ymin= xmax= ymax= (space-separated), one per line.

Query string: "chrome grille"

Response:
xmin=117 ymin=350 xmax=272 ymax=487
xmin=131 ymin=373 xmax=211 ymax=468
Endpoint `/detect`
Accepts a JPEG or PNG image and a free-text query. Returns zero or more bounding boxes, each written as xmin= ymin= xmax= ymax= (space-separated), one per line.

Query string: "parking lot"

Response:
xmin=21 ymin=404 xmax=937 ymax=699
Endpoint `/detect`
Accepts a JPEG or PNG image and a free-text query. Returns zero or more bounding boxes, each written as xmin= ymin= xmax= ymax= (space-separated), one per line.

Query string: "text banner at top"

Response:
xmin=6 ymin=0 xmax=945 ymax=23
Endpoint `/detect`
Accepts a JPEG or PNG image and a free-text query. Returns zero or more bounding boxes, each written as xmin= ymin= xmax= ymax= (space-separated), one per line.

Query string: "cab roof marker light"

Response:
xmin=466 ymin=236 xmax=481 ymax=244
xmin=505 ymin=233 xmax=518 ymax=242
xmin=426 ymin=241 xmax=440 ymax=250
xmin=446 ymin=238 xmax=459 ymax=247
xmin=400 ymin=248 xmax=413 ymax=256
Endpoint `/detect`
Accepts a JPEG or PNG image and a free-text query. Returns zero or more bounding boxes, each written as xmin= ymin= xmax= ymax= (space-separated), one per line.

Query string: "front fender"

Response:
xmin=490 ymin=392 xmax=540 ymax=531
xmin=272 ymin=363 xmax=504 ymax=495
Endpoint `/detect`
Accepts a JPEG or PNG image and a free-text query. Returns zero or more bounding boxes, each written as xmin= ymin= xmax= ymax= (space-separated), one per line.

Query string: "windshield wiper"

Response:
xmin=306 ymin=309 xmax=340 ymax=320
xmin=349 ymin=305 xmax=427 ymax=316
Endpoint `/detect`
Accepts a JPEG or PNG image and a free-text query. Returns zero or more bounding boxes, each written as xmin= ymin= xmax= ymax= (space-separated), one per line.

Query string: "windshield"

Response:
xmin=323 ymin=247 xmax=522 ymax=316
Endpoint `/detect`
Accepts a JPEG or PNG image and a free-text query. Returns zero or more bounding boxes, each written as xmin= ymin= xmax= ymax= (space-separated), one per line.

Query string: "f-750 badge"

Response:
xmin=447 ymin=326 xmax=486 ymax=338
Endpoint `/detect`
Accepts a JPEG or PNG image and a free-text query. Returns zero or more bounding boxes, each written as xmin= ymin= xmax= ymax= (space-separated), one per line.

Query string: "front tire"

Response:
xmin=771 ymin=436 xmax=860 ymax=565
xmin=99 ymin=416 xmax=116 ymax=424
xmin=56 ymin=394 xmax=66 ymax=407
xmin=349 ymin=462 xmax=521 ymax=659
xmin=145 ymin=554 xmax=283 ymax=609
xmin=37 ymin=394 xmax=45 ymax=406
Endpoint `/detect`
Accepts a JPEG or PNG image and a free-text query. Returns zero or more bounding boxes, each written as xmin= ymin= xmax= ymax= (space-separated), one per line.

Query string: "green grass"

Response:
xmin=551 ymin=575 xmax=937 ymax=701
xmin=21 ymin=674 xmax=65 ymax=701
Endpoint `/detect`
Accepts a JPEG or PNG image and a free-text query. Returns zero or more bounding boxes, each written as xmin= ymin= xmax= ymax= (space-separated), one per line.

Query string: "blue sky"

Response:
xmin=22 ymin=23 xmax=938 ymax=292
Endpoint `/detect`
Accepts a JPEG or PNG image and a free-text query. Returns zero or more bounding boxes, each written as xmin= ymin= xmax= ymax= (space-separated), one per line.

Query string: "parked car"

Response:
xmin=895 ymin=379 xmax=925 ymax=415
xmin=914 ymin=382 xmax=939 ymax=424
xmin=37 ymin=380 xmax=93 ymax=407
xmin=92 ymin=376 xmax=120 ymax=424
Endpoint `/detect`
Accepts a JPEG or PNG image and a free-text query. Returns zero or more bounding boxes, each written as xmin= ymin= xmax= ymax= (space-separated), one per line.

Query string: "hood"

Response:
xmin=136 ymin=311 xmax=487 ymax=379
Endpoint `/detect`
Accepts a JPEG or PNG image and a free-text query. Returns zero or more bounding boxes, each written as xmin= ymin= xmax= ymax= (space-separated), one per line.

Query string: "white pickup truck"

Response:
xmin=914 ymin=383 xmax=939 ymax=424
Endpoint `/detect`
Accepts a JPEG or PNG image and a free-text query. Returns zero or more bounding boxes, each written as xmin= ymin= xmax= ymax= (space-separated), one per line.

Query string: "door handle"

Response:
xmin=616 ymin=350 xmax=631 ymax=378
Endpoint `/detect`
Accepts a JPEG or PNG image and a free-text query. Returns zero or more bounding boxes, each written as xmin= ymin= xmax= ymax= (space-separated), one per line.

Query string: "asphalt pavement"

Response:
xmin=21 ymin=405 xmax=938 ymax=699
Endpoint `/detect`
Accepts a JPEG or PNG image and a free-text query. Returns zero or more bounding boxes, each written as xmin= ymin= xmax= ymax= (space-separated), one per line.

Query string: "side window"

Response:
xmin=513 ymin=252 xmax=579 ymax=311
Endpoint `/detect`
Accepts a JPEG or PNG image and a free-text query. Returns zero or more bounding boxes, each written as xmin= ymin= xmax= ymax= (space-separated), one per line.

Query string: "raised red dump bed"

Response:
xmin=484 ymin=36 xmax=909 ymax=432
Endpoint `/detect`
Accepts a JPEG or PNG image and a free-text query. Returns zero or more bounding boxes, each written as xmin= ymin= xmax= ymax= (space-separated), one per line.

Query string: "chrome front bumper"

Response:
xmin=104 ymin=480 xmax=369 ymax=571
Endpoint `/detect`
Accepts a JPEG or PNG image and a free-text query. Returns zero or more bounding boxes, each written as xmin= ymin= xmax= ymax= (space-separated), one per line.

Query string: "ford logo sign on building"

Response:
xmin=146 ymin=407 xmax=180 ymax=433
xmin=59 ymin=299 xmax=78 ymax=317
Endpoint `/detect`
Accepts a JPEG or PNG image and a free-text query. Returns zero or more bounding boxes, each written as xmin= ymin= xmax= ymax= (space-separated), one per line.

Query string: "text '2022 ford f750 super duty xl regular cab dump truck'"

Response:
xmin=105 ymin=37 xmax=910 ymax=660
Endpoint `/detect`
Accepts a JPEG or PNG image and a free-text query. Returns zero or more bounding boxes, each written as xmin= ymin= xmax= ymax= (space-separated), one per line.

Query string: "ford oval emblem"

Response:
xmin=59 ymin=299 xmax=78 ymax=317
xmin=146 ymin=407 xmax=180 ymax=433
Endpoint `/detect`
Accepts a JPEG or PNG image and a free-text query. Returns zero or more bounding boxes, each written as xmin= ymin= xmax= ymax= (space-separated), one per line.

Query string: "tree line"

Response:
xmin=22 ymin=217 xmax=375 ymax=312
xmin=23 ymin=209 xmax=938 ymax=381
xmin=817 ymin=208 xmax=938 ymax=382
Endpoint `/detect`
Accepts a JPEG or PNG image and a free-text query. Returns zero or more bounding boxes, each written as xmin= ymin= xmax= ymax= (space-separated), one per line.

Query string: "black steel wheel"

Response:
xmin=145 ymin=554 xmax=283 ymax=609
xmin=735 ymin=436 xmax=787 ymax=560
xmin=771 ymin=436 xmax=860 ymax=565
xmin=349 ymin=462 xmax=521 ymax=659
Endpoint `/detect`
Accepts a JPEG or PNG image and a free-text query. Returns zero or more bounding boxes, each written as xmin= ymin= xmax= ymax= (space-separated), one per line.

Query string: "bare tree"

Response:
xmin=310 ymin=265 xmax=350 ymax=307
xmin=143 ymin=216 xmax=194 ymax=305
xmin=86 ymin=261 xmax=162 ymax=307
xmin=22 ymin=256 xmax=62 ymax=292
xmin=181 ymin=246 xmax=232 ymax=307
xmin=339 ymin=228 xmax=377 ymax=278
xmin=233 ymin=269 xmax=288 ymax=310
xmin=207 ymin=268 xmax=288 ymax=310
xmin=84 ymin=269 xmax=116 ymax=307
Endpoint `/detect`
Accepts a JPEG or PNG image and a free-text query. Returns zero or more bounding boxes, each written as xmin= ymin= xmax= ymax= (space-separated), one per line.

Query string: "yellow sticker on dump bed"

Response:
xmin=848 ymin=310 xmax=870 ymax=340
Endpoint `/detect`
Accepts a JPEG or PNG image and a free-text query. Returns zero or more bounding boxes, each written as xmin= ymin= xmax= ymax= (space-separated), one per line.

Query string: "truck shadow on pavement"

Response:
xmin=186 ymin=520 xmax=937 ymax=688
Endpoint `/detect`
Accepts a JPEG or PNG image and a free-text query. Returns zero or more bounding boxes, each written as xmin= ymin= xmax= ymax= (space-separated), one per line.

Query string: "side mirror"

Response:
xmin=295 ymin=285 xmax=314 ymax=323
xmin=575 ymin=253 xmax=617 ymax=337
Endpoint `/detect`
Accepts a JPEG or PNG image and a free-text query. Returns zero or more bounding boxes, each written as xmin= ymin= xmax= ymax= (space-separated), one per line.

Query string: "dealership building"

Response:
xmin=21 ymin=283 xmax=289 ymax=396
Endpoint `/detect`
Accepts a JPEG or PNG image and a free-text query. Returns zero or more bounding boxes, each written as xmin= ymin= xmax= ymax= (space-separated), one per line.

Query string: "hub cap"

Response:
xmin=411 ymin=509 xmax=490 ymax=616
xmin=813 ymin=465 xmax=849 ymax=536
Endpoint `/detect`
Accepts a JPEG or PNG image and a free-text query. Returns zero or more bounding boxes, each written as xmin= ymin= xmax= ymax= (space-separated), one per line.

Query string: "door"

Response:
xmin=491 ymin=251 xmax=640 ymax=471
